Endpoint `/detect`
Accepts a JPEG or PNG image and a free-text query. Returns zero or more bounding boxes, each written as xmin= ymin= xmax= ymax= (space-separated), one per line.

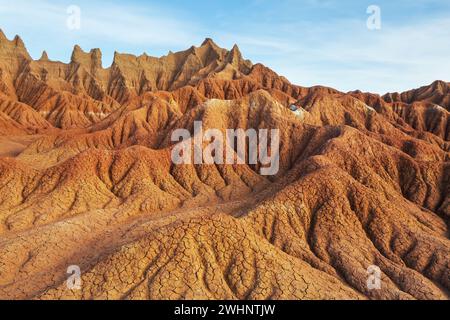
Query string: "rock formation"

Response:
xmin=0 ymin=31 xmax=448 ymax=300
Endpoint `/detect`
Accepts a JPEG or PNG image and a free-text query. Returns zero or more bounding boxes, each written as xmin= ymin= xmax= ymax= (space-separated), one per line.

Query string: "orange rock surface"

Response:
xmin=0 ymin=30 xmax=448 ymax=300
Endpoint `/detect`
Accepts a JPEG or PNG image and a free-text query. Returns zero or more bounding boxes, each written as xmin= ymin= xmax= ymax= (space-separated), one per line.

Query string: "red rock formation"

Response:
xmin=0 ymin=32 xmax=448 ymax=300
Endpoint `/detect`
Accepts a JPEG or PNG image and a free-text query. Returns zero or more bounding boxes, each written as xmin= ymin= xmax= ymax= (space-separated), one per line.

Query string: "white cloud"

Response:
xmin=0 ymin=0 xmax=199 ymax=44
xmin=220 ymin=16 xmax=450 ymax=93
xmin=0 ymin=0 xmax=200 ymax=64
xmin=78 ymin=4 xmax=199 ymax=47
xmin=0 ymin=0 xmax=448 ymax=93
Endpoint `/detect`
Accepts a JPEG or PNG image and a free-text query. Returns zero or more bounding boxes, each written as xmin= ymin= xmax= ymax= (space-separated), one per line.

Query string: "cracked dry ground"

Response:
xmin=0 ymin=96 xmax=449 ymax=299
xmin=0 ymin=34 xmax=449 ymax=300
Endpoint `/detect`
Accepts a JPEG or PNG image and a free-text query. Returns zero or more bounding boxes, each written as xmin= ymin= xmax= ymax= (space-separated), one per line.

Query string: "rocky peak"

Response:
xmin=13 ymin=35 xmax=25 ymax=48
xmin=39 ymin=50 xmax=49 ymax=61
xmin=112 ymin=51 xmax=136 ymax=66
xmin=70 ymin=45 xmax=84 ymax=62
xmin=187 ymin=45 xmax=198 ymax=55
xmin=201 ymin=38 xmax=217 ymax=47
xmin=0 ymin=31 xmax=31 ymax=61
xmin=71 ymin=45 xmax=102 ymax=69
xmin=0 ymin=29 xmax=7 ymax=42
xmin=0 ymin=31 xmax=26 ymax=49
xmin=430 ymin=80 xmax=448 ymax=92
xmin=226 ymin=44 xmax=243 ymax=64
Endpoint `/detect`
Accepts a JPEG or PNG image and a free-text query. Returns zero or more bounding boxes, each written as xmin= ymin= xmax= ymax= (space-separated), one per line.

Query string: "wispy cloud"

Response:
xmin=0 ymin=0 xmax=201 ymax=64
xmin=210 ymin=4 xmax=450 ymax=93
xmin=0 ymin=0 xmax=448 ymax=93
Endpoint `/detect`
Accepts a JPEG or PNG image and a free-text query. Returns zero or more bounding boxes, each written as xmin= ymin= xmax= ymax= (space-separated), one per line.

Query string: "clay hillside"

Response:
xmin=0 ymin=30 xmax=448 ymax=300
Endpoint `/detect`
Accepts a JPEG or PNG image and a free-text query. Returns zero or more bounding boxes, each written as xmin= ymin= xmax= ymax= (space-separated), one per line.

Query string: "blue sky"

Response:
xmin=0 ymin=0 xmax=449 ymax=93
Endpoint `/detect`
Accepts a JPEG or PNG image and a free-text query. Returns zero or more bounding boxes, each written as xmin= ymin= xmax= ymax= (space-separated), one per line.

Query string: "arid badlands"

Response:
xmin=0 ymin=30 xmax=448 ymax=300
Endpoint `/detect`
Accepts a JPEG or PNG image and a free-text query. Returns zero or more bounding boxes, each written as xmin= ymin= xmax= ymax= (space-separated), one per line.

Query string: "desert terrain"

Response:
xmin=0 ymin=30 xmax=448 ymax=300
